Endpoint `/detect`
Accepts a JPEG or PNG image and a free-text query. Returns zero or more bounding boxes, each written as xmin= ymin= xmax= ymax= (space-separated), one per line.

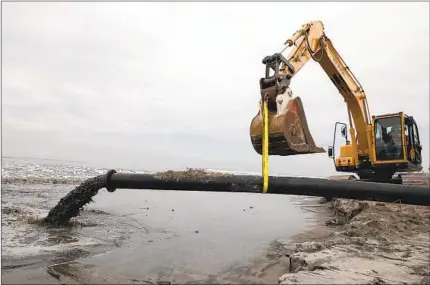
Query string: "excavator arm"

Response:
xmin=250 ymin=21 xmax=373 ymax=166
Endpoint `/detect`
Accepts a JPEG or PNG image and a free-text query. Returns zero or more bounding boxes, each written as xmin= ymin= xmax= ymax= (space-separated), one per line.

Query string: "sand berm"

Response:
xmin=275 ymin=195 xmax=430 ymax=284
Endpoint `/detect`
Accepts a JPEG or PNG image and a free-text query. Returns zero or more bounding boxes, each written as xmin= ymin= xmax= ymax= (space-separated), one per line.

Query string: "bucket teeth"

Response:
xmin=250 ymin=96 xmax=325 ymax=156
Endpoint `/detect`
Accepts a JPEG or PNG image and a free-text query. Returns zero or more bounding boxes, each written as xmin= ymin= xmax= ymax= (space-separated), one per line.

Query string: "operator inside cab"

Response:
xmin=387 ymin=126 xmax=403 ymax=159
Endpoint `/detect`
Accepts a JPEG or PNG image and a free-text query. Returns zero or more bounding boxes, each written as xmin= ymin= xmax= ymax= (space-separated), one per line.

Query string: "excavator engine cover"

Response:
xmin=250 ymin=96 xmax=325 ymax=156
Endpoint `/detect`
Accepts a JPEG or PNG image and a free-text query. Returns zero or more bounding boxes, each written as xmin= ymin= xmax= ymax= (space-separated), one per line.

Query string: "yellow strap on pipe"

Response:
xmin=262 ymin=99 xmax=269 ymax=193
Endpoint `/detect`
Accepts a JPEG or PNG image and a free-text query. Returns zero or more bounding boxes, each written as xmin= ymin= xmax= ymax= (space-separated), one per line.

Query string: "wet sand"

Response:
xmin=278 ymin=198 xmax=430 ymax=284
xmin=211 ymin=196 xmax=430 ymax=284
xmin=1 ymin=181 xmax=323 ymax=284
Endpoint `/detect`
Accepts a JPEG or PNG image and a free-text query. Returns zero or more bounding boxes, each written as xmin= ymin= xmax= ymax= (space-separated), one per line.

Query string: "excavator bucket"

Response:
xmin=250 ymin=96 xmax=325 ymax=156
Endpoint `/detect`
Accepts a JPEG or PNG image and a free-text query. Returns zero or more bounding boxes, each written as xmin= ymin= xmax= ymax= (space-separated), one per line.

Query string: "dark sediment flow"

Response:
xmin=44 ymin=172 xmax=115 ymax=226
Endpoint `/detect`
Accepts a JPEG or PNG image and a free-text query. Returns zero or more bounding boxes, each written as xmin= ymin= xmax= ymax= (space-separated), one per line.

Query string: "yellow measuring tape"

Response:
xmin=262 ymin=98 xmax=269 ymax=193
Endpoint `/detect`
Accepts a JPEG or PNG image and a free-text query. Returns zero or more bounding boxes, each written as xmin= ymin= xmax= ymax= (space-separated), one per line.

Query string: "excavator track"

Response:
xmin=328 ymin=172 xmax=429 ymax=187
xmin=397 ymin=172 xmax=430 ymax=187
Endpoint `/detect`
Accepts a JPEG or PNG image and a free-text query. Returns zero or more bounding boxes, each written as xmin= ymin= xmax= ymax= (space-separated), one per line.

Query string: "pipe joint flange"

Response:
xmin=105 ymin=169 xmax=117 ymax=192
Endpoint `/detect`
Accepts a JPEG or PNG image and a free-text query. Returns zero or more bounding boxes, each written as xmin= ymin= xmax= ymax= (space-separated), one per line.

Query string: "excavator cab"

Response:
xmin=372 ymin=113 xmax=422 ymax=171
xmin=328 ymin=113 xmax=423 ymax=177
xmin=249 ymin=53 xmax=325 ymax=156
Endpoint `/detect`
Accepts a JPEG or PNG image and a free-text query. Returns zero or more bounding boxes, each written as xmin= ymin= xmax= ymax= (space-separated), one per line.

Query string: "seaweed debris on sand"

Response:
xmin=278 ymin=198 xmax=430 ymax=284
xmin=153 ymin=168 xmax=232 ymax=180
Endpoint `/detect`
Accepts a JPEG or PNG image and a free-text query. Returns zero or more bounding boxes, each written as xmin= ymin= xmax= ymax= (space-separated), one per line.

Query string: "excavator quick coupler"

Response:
xmin=259 ymin=53 xmax=294 ymax=101
xmin=249 ymin=53 xmax=325 ymax=156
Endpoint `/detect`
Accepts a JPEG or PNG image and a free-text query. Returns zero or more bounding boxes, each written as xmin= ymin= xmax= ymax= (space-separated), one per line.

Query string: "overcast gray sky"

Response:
xmin=2 ymin=2 xmax=429 ymax=177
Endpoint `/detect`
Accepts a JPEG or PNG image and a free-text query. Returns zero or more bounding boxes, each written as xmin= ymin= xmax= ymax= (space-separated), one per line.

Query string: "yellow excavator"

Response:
xmin=250 ymin=21 xmax=424 ymax=184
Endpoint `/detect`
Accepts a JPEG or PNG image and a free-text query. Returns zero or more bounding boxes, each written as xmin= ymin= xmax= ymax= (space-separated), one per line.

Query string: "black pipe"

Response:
xmin=105 ymin=171 xmax=430 ymax=206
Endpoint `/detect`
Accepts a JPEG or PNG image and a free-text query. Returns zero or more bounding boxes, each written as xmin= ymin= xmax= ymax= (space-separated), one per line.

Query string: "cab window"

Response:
xmin=412 ymin=123 xmax=420 ymax=145
xmin=374 ymin=116 xmax=404 ymax=161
